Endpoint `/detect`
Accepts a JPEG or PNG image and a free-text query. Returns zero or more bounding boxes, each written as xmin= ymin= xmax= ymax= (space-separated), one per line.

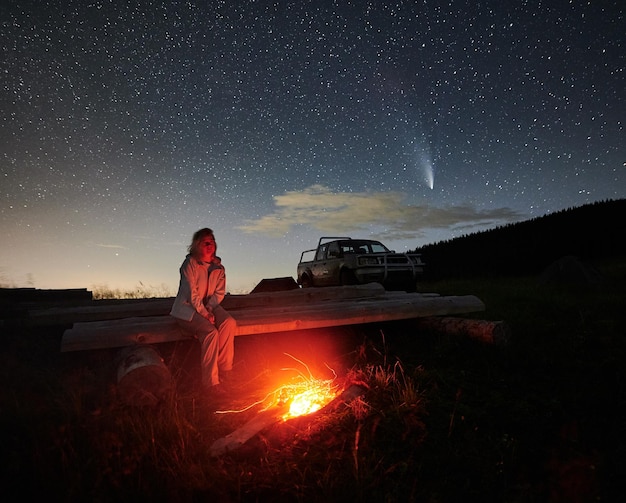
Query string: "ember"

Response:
xmin=277 ymin=376 xmax=339 ymax=420
xmin=272 ymin=353 xmax=340 ymax=420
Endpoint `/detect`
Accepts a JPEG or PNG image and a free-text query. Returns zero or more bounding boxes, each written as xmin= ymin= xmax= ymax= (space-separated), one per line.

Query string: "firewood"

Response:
xmin=116 ymin=345 xmax=173 ymax=407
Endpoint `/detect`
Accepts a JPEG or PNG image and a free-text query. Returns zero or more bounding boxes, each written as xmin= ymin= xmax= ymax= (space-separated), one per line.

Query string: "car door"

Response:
xmin=323 ymin=241 xmax=343 ymax=285
xmin=310 ymin=243 xmax=330 ymax=285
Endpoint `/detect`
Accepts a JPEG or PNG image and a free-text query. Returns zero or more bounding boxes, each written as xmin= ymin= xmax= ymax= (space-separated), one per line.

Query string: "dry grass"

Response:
xmin=91 ymin=282 xmax=173 ymax=300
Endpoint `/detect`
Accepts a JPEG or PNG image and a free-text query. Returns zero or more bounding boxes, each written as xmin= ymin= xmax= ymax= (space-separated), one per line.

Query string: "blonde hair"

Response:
xmin=188 ymin=228 xmax=214 ymax=256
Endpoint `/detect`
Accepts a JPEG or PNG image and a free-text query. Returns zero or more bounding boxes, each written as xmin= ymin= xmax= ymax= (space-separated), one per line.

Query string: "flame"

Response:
xmin=278 ymin=377 xmax=339 ymax=420
xmin=215 ymin=353 xmax=340 ymax=419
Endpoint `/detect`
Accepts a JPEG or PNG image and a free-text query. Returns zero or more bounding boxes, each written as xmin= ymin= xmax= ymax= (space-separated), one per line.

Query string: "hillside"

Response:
xmin=412 ymin=199 xmax=626 ymax=280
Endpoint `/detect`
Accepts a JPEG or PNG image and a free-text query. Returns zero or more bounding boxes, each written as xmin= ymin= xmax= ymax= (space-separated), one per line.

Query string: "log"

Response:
xmin=0 ymin=287 xmax=92 ymax=303
xmin=116 ymin=345 xmax=173 ymax=407
xmin=60 ymin=293 xmax=486 ymax=352
xmin=230 ymin=294 xmax=486 ymax=335
xmin=209 ymin=403 xmax=291 ymax=457
xmin=29 ymin=283 xmax=389 ymax=326
xmin=27 ymin=298 xmax=174 ymax=326
xmin=226 ymin=282 xmax=389 ymax=309
xmin=414 ymin=316 xmax=511 ymax=345
xmin=62 ymin=316 xmax=183 ymax=352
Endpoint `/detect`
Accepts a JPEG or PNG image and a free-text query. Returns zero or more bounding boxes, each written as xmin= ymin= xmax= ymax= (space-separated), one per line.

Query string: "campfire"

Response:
xmin=268 ymin=353 xmax=340 ymax=420
xmin=216 ymin=353 xmax=341 ymax=420
xmin=274 ymin=374 xmax=339 ymax=420
xmin=211 ymin=354 xmax=362 ymax=457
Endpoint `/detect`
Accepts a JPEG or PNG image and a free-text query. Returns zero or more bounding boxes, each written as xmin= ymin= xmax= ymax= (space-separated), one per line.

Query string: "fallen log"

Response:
xmin=414 ymin=316 xmax=511 ymax=345
xmin=61 ymin=293 xmax=486 ymax=352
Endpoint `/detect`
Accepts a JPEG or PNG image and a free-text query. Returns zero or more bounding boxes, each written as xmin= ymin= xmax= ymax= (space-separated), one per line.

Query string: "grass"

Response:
xmin=1 ymin=257 xmax=625 ymax=501
xmin=91 ymin=282 xmax=173 ymax=300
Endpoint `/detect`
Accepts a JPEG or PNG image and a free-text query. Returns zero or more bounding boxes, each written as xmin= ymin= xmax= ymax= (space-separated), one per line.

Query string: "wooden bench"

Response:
xmin=59 ymin=283 xmax=488 ymax=352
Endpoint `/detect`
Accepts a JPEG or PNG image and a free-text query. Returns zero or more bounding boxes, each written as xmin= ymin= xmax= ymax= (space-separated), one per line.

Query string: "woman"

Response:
xmin=170 ymin=228 xmax=236 ymax=392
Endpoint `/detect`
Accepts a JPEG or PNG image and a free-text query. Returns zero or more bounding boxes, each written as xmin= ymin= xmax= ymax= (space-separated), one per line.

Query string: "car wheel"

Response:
xmin=300 ymin=275 xmax=312 ymax=288
xmin=405 ymin=280 xmax=417 ymax=293
xmin=340 ymin=269 xmax=357 ymax=286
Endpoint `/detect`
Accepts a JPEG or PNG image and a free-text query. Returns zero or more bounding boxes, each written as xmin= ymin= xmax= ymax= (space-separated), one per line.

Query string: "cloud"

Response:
xmin=237 ymin=185 xmax=524 ymax=239
xmin=96 ymin=243 xmax=127 ymax=249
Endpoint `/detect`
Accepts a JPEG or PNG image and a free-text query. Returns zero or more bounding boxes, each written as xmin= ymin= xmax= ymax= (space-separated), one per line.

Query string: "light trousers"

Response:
xmin=175 ymin=305 xmax=236 ymax=386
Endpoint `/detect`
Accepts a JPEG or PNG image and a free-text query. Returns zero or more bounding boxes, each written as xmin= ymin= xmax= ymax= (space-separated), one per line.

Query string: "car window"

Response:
xmin=315 ymin=244 xmax=327 ymax=261
xmin=341 ymin=243 xmax=355 ymax=254
xmin=352 ymin=241 xmax=375 ymax=254
xmin=327 ymin=242 xmax=340 ymax=257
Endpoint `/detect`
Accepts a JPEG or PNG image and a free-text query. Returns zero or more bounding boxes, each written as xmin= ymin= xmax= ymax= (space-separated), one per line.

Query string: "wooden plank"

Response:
xmin=27 ymin=298 xmax=175 ymax=326
xmin=61 ymin=316 xmax=182 ymax=352
xmin=0 ymin=287 xmax=93 ymax=303
xmin=29 ymin=283 xmax=389 ymax=327
xmin=209 ymin=403 xmax=291 ymax=457
xmin=60 ymin=293 xmax=485 ymax=352
xmin=224 ymin=282 xmax=387 ymax=309
xmin=231 ymin=294 xmax=486 ymax=334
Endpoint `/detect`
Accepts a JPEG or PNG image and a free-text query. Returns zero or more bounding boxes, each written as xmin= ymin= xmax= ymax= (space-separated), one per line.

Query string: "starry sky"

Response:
xmin=1 ymin=1 xmax=624 ymax=295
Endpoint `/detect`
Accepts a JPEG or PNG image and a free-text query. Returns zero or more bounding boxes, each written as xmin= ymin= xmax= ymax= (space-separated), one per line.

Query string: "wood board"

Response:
xmin=31 ymin=283 xmax=388 ymax=326
xmin=60 ymin=286 xmax=485 ymax=352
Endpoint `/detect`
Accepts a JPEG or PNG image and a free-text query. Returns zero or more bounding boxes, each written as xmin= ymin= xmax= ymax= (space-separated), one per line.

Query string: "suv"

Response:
xmin=297 ymin=237 xmax=424 ymax=291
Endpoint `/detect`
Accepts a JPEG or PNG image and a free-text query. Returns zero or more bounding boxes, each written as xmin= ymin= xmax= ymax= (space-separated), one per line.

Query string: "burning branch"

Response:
xmin=216 ymin=353 xmax=340 ymax=420
xmin=210 ymin=353 xmax=358 ymax=457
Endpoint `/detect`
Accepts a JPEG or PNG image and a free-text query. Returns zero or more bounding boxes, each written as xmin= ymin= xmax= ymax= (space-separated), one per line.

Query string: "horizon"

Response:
xmin=3 ymin=198 xmax=620 ymax=296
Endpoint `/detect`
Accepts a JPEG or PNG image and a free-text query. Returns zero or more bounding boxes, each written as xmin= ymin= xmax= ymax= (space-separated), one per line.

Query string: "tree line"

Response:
xmin=410 ymin=199 xmax=626 ymax=280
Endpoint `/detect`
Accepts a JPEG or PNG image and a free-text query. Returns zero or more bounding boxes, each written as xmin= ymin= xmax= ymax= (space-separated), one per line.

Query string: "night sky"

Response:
xmin=1 ymin=1 xmax=624 ymax=294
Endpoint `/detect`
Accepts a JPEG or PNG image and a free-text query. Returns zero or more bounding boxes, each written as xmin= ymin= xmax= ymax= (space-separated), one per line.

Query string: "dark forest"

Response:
xmin=412 ymin=199 xmax=625 ymax=280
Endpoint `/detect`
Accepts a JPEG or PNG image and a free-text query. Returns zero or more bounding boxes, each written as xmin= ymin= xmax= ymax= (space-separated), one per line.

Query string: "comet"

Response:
xmin=416 ymin=145 xmax=434 ymax=190
xmin=423 ymin=158 xmax=434 ymax=190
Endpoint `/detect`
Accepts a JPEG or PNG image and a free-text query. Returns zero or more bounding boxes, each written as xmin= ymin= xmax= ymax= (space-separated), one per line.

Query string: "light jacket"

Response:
xmin=170 ymin=254 xmax=226 ymax=321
